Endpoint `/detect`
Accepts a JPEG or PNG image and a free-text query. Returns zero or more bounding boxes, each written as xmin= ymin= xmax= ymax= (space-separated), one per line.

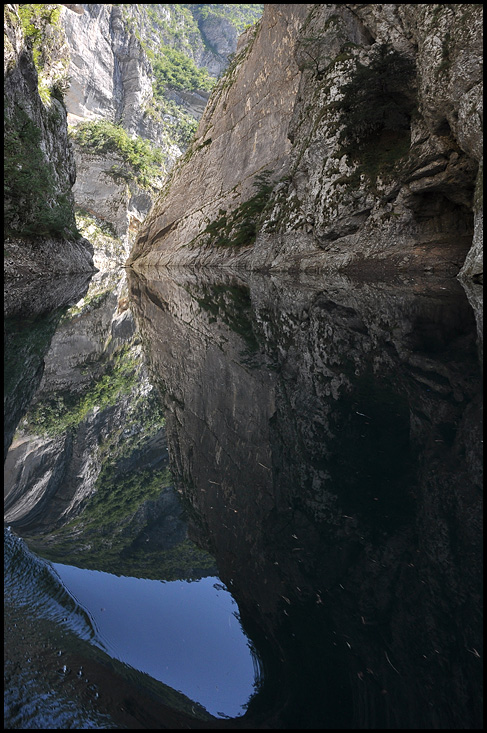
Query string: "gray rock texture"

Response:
xmin=128 ymin=4 xmax=483 ymax=281
xmin=60 ymin=4 xmax=153 ymax=136
xmin=128 ymin=4 xmax=310 ymax=269
xmin=59 ymin=4 xmax=262 ymax=262
xmin=71 ymin=146 xmax=158 ymax=262
xmin=3 ymin=4 xmax=95 ymax=279
xmin=127 ymin=267 xmax=482 ymax=728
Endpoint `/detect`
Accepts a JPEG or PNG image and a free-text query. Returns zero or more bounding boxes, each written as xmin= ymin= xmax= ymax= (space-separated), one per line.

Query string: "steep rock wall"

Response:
xmin=59 ymin=3 xmax=164 ymax=262
xmin=59 ymin=4 xmax=263 ymax=262
xmin=128 ymin=3 xmax=482 ymax=281
xmin=128 ymin=4 xmax=311 ymax=269
xmin=3 ymin=4 xmax=95 ymax=279
xmin=61 ymin=4 xmax=154 ymax=137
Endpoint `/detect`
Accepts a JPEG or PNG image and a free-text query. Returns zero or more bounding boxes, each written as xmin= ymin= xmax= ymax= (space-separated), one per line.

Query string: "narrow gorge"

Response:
xmin=127 ymin=4 xmax=483 ymax=283
xmin=4 ymin=4 xmax=483 ymax=731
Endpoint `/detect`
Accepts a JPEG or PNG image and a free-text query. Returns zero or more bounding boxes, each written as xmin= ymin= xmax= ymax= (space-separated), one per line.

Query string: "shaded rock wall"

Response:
xmin=128 ymin=4 xmax=482 ymax=281
xmin=4 ymin=274 xmax=91 ymax=461
xmin=3 ymin=4 xmax=95 ymax=279
xmin=128 ymin=268 xmax=482 ymax=729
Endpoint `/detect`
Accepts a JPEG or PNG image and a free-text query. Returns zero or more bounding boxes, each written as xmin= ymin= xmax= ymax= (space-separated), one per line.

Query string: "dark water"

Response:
xmin=4 ymin=267 xmax=483 ymax=729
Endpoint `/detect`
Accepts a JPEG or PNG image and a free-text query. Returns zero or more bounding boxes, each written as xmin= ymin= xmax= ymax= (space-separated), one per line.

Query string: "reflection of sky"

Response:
xmin=52 ymin=564 xmax=258 ymax=718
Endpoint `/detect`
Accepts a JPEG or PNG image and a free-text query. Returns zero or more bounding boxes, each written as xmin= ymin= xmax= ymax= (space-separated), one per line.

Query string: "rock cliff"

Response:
xmin=3 ymin=4 xmax=95 ymax=280
xmin=128 ymin=4 xmax=483 ymax=282
xmin=59 ymin=4 xmax=264 ymax=263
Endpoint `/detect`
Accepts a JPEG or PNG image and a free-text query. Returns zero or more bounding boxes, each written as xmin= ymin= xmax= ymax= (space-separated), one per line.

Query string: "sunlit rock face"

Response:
xmin=71 ymin=148 xmax=156 ymax=262
xmin=129 ymin=4 xmax=482 ymax=281
xmin=128 ymin=4 xmax=310 ymax=270
xmin=59 ymin=5 xmax=263 ymax=262
xmin=59 ymin=4 xmax=168 ymax=258
xmin=128 ymin=268 xmax=482 ymax=729
xmin=60 ymin=4 xmax=152 ymax=135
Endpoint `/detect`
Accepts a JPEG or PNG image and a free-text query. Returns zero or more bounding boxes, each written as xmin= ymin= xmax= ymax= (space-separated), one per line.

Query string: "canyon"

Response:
xmin=128 ymin=4 xmax=483 ymax=283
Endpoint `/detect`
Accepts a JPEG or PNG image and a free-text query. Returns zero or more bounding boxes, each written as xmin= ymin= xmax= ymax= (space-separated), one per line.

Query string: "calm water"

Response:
xmin=4 ymin=266 xmax=483 ymax=729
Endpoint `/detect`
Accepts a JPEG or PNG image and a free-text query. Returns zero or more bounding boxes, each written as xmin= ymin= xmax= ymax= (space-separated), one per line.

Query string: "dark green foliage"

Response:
xmin=336 ymin=44 xmax=416 ymax=179
xmin=22 ymin=342 xmax=138 ymax=436
xmin=152 ymin=44 xmax=214 ymax=94
xmin=188 ymin=4 xmax=263 ymax=34
xmin=200 ymin=169 xmax=274 ymax=248
xmin=4 ymin=105 xmax=77 ymax=239
xmin=70 ymin=120 xmax=164 ymax=189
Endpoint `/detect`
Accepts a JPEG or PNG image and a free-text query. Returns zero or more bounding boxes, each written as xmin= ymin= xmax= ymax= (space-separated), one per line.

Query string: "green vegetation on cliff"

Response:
xmin=69 ymin=120 xmax=166 ymax=190
xmin=188 ymin=4 xmax=264 ymax=35
xmin=18 ymin=3 xmax=70 ymax=104
xmin=197 ymin=170 xmax=274 ymax=249
xmin=4 ymin=4 xmax=78 ymax=240
xmin=152 ymin=44 xmax=214 ymax=93
xmin=4 ymin=106 xmax=77 ymax=239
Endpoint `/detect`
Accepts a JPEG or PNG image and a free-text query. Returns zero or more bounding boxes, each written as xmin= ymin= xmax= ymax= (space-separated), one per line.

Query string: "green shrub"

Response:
xmin=189 ymin=4 xmax=263 ymax=34
xmin=199 ymin=169 xmax=274 ymax=248
xmin=18 ymin=4 xmax=69 ymax=103
xmin=152 ymin=44 xmax=214 ymax=95
xmin=4 ymin=106 xmax=77 ymax=239
xmin=70 ymin=120 xmax=165 ymax=190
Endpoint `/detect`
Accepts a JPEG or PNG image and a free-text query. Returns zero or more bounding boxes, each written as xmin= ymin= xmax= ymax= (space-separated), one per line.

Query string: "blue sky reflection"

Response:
xmin=52 ymin=564 xmax=260 ymax=717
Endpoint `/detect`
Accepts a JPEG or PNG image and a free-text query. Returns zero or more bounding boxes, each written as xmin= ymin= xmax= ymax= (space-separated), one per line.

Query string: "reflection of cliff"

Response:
xmin=128 ymin=269 xmax=483 ymax=729
xmin=4 ymin=271 xmax=215 ymax=580
xmin=4 ymin=274 xmax=91 ymax=461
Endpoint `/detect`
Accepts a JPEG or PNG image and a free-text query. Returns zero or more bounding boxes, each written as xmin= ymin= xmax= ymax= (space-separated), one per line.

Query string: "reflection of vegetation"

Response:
xmin=25 ymin=376 xmax=217 ymax=580
xmin=88 ymin=464 xmax=172 ymax=526
xmin=22 ymin=344 xmax=139 ymax=436
xmin=195 ymin=283 xmax=260 ymax=353
xmin=34 ymin=527 xmax=217 ymax=581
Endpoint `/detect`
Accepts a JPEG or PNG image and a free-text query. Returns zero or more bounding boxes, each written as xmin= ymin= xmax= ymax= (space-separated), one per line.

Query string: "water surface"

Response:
xmin=4 ymin=266 xmax=483 ymax=729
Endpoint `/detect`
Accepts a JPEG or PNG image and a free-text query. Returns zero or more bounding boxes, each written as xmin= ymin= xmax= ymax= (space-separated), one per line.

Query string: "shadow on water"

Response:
xmin=4 ymin=265 xmax=483 ymax=729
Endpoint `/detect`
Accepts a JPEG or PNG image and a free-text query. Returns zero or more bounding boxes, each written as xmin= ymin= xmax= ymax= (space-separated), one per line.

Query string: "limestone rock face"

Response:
xmin=197 ymin=14 xmax=238 ymax=75
xmin=60 ymin=4 xmax=154 ymax=138
xmin=59 ymin=4 xmax=260 ymax=262
xmin=128 ymin=4 xmax=311 ymax=269
xmin=3 ymin=4 xmax=94 ymax=278
xmin=71 ymin=146 xmax=156 ymax=261
xmin=128 ymin=4 xmax=482 ymax=281
xmin=59 ymin=4 xmax=172 ymax=259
